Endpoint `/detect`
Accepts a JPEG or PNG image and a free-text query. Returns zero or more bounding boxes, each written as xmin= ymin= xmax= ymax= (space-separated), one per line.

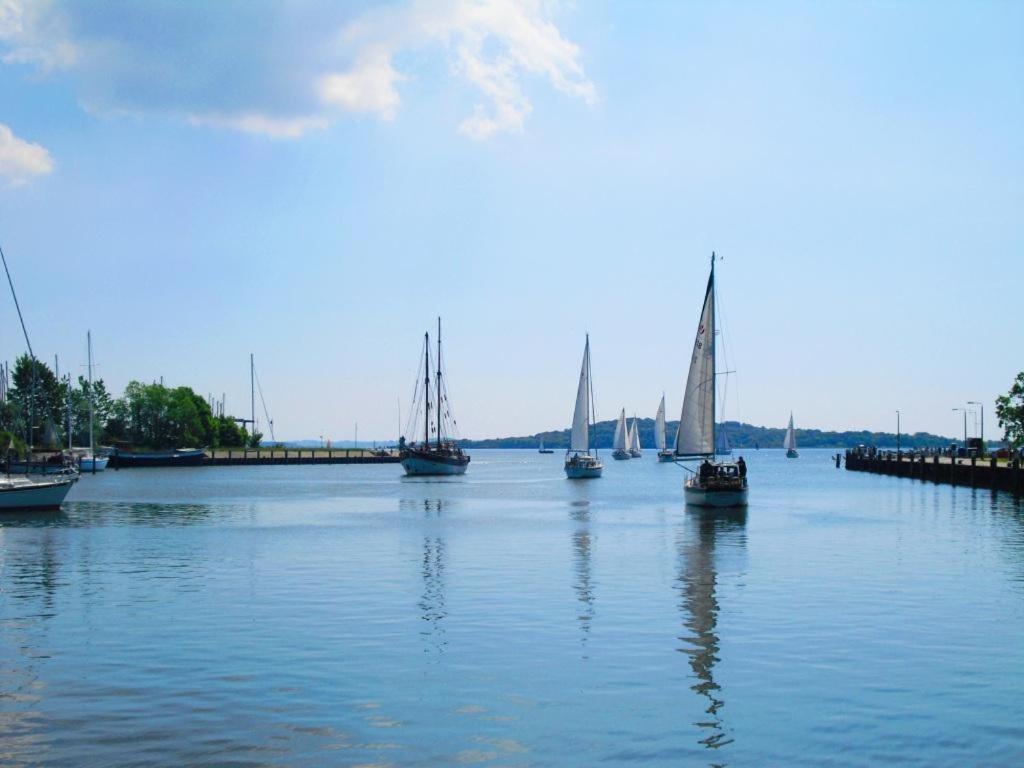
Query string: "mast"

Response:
xmin=710 ymin=251 xmax=716 ymax=457
xmin=88 ymin=331 xmax=95 ymax=459
xmin=436 ymin=317 xmax=442 ymax=449
xmin=586 ymin=335 xmax=594 ymax=454
xmin=423 ymin=332 xmax=431 ymax=446
xmin=250 ymin=353 xmax=255 ymax=440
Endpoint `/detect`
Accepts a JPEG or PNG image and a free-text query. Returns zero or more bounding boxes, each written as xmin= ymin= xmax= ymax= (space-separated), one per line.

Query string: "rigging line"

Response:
xmin=253 ymin=366 xmax=275 ymax=442
xmin=0 ymin=244 xmax=36 ymax=361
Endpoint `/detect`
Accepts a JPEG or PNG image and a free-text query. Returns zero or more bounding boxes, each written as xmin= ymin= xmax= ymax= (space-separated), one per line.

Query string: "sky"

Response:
xmin=0 ymin=0 xmax=1021 ymax=443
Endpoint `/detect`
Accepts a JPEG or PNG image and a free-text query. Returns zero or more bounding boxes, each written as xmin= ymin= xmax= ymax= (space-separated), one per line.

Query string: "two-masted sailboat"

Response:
xmin=783 ymin=412 xmax=799 ymax=458
xmin=675 ymin=254 xmax=748 ymax=507
xmin=628 ymin=415 xmax=642 ymax=458
xmin=612 ymin=409 xmax=631 ymax=460
xmin=656 ymin=394 xmax=674 ymax=462
xmin=564 ymin=335 xmax=603 ymax=479
xmin=399 ymin=318 xmax=470 ymax=476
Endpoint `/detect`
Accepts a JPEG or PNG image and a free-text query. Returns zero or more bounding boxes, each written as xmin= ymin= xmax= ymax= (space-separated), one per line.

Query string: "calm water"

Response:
xmin=1 ymin=449 xmax=1022 ymax=767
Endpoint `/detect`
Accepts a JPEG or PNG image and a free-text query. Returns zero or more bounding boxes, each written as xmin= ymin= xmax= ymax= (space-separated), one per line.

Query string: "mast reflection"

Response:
xmin=416 ymin=499 xmax=447 ymax=654
xmin=570 ymin=501 xmax=594 ymax=653
xmin=677 ymin=506 xmax=747 ymax=756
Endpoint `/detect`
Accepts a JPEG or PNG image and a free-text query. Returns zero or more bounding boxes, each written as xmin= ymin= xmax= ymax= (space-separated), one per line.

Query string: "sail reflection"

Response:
xmin=570 ymin=501 xmax=594 ymax=651
xmin=677 ymin=506 xmax=747 ymax=755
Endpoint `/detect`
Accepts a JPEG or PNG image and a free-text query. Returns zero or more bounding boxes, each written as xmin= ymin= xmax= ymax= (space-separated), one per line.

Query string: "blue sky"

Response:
xmin=0 ymin=0 xmax=1021 ymax=442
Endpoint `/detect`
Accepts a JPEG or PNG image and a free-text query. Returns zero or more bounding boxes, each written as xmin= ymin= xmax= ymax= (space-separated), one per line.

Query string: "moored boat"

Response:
xmin=675 ymin=253 xmax=748 ymax=507
xmin=612 ymin=409 xmax=631 ymax=460
xmin=108 ymin=448 xmax=207 ymax=468
xmin=564 ymin=335 xmax=603 ymax=479
xmin=628 ymin=415 xmax=642 ymax=458
xmin=0 ymin=473 xmax=77 ymax=511
xmin=399 ymin=318 xmax=470 ymax=476
xmin=784 ymin=412 xmax=799 ymax=458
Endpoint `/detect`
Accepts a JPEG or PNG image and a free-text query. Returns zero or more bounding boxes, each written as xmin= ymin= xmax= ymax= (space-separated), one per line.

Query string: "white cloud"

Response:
xmin=1 ymin=0 xmax=595 ymax=141
xmin=188 ymin=112 xmax=328 ymax=139
xmin=324 ymin=0 xmax=597 ymax=139
xmin=0 ymin=122 xmax=53 ymax=184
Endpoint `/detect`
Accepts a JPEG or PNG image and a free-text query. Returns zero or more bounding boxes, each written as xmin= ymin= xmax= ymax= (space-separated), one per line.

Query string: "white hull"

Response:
xmin=684 ymin=484 xmax=748 ymax=508
xmin=657 ymin=451 xmax=676 ymax=463
xmin=401 ymin=455 xmax=468 ymax=476
xmin=79 ymin=457 xmax=109 ymax=472
xmin=0 ymin=476 xmax=77 ymax=511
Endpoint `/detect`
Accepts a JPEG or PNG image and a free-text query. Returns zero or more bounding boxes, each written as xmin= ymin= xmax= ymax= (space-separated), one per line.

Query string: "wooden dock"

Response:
xmin=204 ymin=448 xmax=401 ymax=466
xmin=845 ymin=450 xmax=1023 ymax=494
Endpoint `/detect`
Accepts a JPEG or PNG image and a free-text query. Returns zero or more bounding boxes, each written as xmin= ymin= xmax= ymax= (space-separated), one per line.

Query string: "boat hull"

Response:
xmin=565 ymin=459 xmax=603 ymax=479
xmin=657 ymin=451 xmax=676 ymax=463
xmin=109 ymin=449 xmax=206 ymax=468
xmin=538 ymin=449 xmax=554 ymax=454
xmin=629 ymin=450 xmax=642 ymax=458
xmin=786 ymin=450 xmax=799 ymax=459
xmin=612 ymin=450 xmax=631 ymax=461
xmin=400 ymin=448 xmax=470 ymax=476
xmin=0 ymin=476 xmax=77 ymax=511
xmin=79 ymin=457 xmax=109 ymax=472
xmin=684 ymin=484 xmax=749 ymax=508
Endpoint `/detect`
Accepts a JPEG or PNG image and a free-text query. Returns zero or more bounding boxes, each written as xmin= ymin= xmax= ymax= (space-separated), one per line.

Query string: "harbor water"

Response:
xmin=1 ymin=449 xmax=1022 ymax=766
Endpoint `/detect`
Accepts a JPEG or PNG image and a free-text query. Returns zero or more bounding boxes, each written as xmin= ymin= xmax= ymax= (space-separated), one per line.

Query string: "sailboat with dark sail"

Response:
xmin=675 ymin=253 xmax=748 ymax=507
xmin=564 ymin=335 xmax=603 ymax=479
xmin=399 ymin=318 xmax=470 ymax=476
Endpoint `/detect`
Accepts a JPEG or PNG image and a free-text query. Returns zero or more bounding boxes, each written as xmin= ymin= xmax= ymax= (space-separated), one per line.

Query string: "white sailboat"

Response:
xmin=79 ymin=331 xmax=108 ymax=472
xmin=676 ymin=253 xmax=748 ymax=507
xmin=784 ymin=412 xmax=799 ymax=458
xmin=564 ymin=335 xmax=603 ymax=479
xmin=612 ymin=408 xmax=631 ymax=460
xmin=628 ymin=415 xmax=642 ymax=458
xmin=538 ymin=437 xmax=554 ymax=454
xmin=656 ymin=394 xmax=674 ymax=462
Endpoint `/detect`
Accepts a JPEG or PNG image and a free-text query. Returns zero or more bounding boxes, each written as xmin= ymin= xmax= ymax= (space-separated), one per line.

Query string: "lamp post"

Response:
xmin=895 ymin=410 xmax=901 ymax=455
xmin=967 ymin=401 xmax=984 ymax=454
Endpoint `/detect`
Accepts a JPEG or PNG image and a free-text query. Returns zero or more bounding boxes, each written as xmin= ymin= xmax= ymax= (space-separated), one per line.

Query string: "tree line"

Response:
xmin=1 ymin=354 xmax=260 ymax=453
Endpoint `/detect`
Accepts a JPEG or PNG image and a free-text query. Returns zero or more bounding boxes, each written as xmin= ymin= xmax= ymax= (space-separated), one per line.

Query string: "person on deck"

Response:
xmin=699 ymin=459 xmax=713 ymax=481
xmin=737 ymin=456 xmax=747 ymax=478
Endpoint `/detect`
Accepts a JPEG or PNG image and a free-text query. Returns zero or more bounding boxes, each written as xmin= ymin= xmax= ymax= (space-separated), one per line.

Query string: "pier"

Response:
xmin=845 ymin=449 xmax=1023 ymax=494
xmin=205 ymin=448 xmax=400 ymax=466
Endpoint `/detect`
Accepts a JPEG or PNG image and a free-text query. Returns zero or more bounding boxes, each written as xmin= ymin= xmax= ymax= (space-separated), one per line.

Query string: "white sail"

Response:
xmin=675 ymin=268 xmax=716 ymax=456
xmin=783 ymin=412 xmax=797 ymax=451
xmin=570 ymin=338 xmax=591 ymax=452
xmin=613 ymin=409 xmax=628 ymax=451
xmin=655 ymin=396 xmax=666 ymax=451
xmin=630 ymin=417 xmax=641 ymax=453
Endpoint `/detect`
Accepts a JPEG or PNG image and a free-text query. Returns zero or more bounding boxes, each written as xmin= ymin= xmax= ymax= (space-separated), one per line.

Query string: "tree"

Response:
xmin=6 ymin=354 xmax=62 ymax=447
xmin=995 ymin=372 xmax=1024 ymax=449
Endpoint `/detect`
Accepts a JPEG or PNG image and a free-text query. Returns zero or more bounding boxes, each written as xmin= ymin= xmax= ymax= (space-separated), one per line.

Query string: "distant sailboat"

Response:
xmin=656 ymin=394 xmax=674 ymax=462
xmin=628 ymin=415 xmax=642 ymax=458
xmin=612 ymin=409 xmax=631 ymax=460
xmin=716 ymin=424 xmax=733 ymax=457
xmin=538 ymin=437 xmax=554 ymax=454
xmin=79 ymin=331 xmax=108 ymax=472
xmin=784 ymin=413 xmax=799 ymax=458
xmin=399 ymin=318 xmax=470 ymax=476
xmin=676 ymin=254 xmax=748 ymax=507
xmin=564 ymin=335 xmax=603 ymax=479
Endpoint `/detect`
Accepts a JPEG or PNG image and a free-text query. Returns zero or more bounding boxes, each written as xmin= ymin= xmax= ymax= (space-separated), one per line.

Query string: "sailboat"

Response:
xmin=656 ymin=394 xmax=674 ymax=462
xmin=675 ymin=253 xmax=748 ymax=507
xmin=398 ymin=318 xmax=470 ymax=476
xmin=628 ymin=415 xmax=642 ymax=458
xmin=716 ymin=424 xmax=733 ymax=456
xmin=538 ymin=437 xmax=554 ymax=454
xmin=564 ymin=335 xmax=603 ymax=479
xmin=612 ymin=409 xmax=631 ymax=460
xmin=78 ymin=331 xmax=108 ymax=472
xmin=783 ymin=412 xmax=799 ymax=458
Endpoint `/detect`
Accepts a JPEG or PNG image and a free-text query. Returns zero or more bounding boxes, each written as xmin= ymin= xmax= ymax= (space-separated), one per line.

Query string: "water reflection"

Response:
xmin=416 ymin=500 xmax=447 ymax=654
xmin=677 ymin=506 xmax=747 ymax=758
xmin=570 ymin=501 xmax=594 ymax=653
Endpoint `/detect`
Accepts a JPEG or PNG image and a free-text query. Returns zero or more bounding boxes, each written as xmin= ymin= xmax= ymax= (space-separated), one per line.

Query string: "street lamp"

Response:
xmin=967 ymin=401 xmax=984 ymax=454
xmin=895 ymin=410 xmax=901 ymax=454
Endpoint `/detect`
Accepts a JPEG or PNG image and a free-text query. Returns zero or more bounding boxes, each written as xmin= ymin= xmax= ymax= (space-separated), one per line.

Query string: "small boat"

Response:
xmin=628 ymin=415 xmax=642 ymax=458
xmin=538 ymin=438 xmax=554 ymax=454
xmin=784 ymin=412 xmax=799 ymax=458
xmin=77 ymin=454 xmax=109 ymax=472
xmin=564 ymin=335 xmax=603 ymax=479
xmin=676 ymin=254 xmax=748 ymax=507
xmin=108 ymin=448 xmax=207 ymax=468
xmin=399 ymin=318 xmax=470 ymax=476
xmin=0 ymin=473 xmax=77 ymax=511
xmin=656 ymin=394 xmax=674 ymax=462
xmin=612 ymin=408 xmax=631 ymax=460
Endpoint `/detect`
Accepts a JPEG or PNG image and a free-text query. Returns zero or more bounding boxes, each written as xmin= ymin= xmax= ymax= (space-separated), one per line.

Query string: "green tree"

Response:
xmin=6 ymin=354 xmax=62 ymax=447
xmin=995 ymin=372 xmax=1024 ymax=449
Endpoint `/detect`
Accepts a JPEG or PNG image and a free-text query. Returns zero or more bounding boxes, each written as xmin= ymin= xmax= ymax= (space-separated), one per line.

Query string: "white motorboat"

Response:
xmin=564 ymin=335 xmax=603 ymax=479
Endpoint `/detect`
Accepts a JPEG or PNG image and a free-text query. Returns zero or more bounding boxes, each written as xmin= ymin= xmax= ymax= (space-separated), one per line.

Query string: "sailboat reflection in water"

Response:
xmin=677 ymin=507 xmax=747 ymax=753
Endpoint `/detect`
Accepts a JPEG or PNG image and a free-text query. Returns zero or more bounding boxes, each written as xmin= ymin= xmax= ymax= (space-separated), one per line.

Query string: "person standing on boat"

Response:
xmin=699 ymin=459 xmax=713 ymax=482
xmin=737 ymin=456 xmax=747 ymax=478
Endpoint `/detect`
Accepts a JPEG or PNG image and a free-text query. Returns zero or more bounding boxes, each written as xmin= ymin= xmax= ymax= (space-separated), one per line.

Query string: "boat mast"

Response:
xmin=436 ymin=317 xmax=442 ymax=450
xmin=250 ymin=353 xmax=255 ymax=440
xmin=88 ymin=331 xmax=95 ymax=459
xmin=586 ymin=334 xmax=596 ymax=455
xmin=710 ymin=251 xmax=716 ymax=458
xmin=423 ymin=332 xmax=431 ymax=446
